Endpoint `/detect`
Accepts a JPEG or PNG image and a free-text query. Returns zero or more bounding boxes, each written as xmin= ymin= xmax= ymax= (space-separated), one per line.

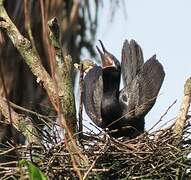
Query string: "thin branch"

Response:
xmin=78 ymin=64 xmax=84 ymax=142
xmin=24 ymin=0 xmax=38 ymax=53
xmin=83 ymin=136 xmax=109 ymax=180
xmin=149 ymin=100 xmax=177 ymax=132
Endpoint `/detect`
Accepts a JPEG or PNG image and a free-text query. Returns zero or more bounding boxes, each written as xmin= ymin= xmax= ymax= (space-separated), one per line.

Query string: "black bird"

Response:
xmin=83 ymin=40 xmax=165 ymax=138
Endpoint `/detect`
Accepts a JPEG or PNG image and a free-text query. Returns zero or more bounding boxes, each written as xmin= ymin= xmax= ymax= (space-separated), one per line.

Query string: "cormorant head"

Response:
xmin=96 ymin=40 xmax=120 ymax=70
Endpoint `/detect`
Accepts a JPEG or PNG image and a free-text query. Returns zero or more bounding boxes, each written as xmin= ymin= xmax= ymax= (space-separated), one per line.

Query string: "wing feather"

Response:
xmin=119 ymin=55 xmax=165 ymax=119
xmin=121 ymin=39 xmax=144 ymax=86
xmin=135 ymin=55 xmax=165 ymax=116
xmin=83 ymin=65 xmax=103 ymax=127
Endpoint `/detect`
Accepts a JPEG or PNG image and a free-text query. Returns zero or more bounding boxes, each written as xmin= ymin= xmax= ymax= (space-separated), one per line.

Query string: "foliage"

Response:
xmin=19 ymin=160 xmax=47 ymax=180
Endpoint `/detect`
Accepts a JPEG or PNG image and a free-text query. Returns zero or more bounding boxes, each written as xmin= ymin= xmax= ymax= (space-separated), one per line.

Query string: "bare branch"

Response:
xmin=48 ymin=18 xmax=89 ymax=178
xmin=173 ymin=77 xmax=191 ymax=143
xmin=0 ymin=97 xmax=38 ymax=143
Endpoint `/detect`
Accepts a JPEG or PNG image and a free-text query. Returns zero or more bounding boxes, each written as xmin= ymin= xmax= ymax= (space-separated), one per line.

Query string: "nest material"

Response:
xmin=0 ymin=121 xmax=191 ymax=180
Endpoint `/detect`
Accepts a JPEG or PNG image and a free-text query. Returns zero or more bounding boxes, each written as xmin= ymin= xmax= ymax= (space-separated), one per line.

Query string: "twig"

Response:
xmin=8 ymin=101 xmax=52 ymax=128
xmin=24 ymin=0 xmax=38 ymax=53
xmin=83 ymin=136 xmax=109 ymax=180
xmin=78 ymin=63 xmax=84 ymax=142
xmin=149 ymin=100 xmax=177 ymax=132
xmin=0 ymin=147 xmax=16 ymax=156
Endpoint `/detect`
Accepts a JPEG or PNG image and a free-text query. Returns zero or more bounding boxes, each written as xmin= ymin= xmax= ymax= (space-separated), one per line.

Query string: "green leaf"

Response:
xmin=19 ymin=160 xmax=47 ymax=180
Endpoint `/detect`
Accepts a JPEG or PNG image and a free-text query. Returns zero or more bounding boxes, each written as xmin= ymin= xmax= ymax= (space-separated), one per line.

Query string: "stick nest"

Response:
xmin=0 ymin=120 xmax=191 ymax=180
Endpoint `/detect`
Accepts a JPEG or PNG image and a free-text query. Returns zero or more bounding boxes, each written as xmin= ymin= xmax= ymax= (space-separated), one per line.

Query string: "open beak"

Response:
xmin=96 ymin=40 xmax=115 ymax=68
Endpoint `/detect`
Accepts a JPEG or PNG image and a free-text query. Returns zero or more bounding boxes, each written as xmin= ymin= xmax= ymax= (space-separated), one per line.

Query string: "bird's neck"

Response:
xmin=101 ymin=68 xmax=121 ymax=127
xmin=102 ymin=67 xmax=120 ymax=96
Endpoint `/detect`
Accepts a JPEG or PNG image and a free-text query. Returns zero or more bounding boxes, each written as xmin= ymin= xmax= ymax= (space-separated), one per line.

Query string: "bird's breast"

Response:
xmin=100 ymin=94 xmax=121 ymax=127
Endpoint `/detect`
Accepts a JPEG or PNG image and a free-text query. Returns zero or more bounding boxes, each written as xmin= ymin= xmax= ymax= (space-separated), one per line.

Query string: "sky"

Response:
xmin=93 ymin=0 xmax=191 ymax=130
xmin=77 ymin=0 xmax=191 ymax=132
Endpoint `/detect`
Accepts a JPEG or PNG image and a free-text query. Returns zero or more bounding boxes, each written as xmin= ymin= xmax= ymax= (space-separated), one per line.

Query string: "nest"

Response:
xmin=0 ymin=119 xmax=191 ymax=180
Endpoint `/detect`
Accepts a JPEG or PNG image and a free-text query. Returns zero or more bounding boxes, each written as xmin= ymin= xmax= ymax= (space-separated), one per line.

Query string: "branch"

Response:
xmin=0 ymin=3 xmax=58 ymax=108
xmin=48 ymin=17 xmax=76 ymax=134
xmin=0 ymin=4 xmax=89 ymax=176
xmin=74 ymin=59 xmax=95 ymax=142
xmin=0 ymin=97 xmax=38 ymax=144
xmin=173 ymin=77 xmax=191 ymax=143
xmin=78 ymin=64 xmax=84 ymax=142
xmin=48 ymin=18 xmax=89 ymax=178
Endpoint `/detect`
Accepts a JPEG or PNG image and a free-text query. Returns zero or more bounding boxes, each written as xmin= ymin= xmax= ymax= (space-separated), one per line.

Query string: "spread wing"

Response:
xmin=119 ymin=55 xmax=165 ymax=118
xmin=121 ymin=39 xmax=144 ymax=87
xmin=135 ymin=55 xmax=165 ymax=116
xmin=83 ymin=65 xmax=103 ymax=127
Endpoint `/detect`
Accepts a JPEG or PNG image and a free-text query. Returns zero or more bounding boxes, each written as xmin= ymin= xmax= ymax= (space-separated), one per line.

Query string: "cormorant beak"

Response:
xmin=96 ymin=40 xmax=116 ymax=69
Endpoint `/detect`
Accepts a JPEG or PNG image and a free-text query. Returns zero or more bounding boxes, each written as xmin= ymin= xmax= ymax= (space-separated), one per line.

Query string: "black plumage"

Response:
xmin=83 ymin=39 xmax=165 ymax=138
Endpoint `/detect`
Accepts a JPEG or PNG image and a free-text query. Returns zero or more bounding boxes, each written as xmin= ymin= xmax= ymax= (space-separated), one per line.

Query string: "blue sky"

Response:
xmin=94 ymin=0 xmax=191 ymax=130
xmin=78 ymin=0 xmax=191 ymax=131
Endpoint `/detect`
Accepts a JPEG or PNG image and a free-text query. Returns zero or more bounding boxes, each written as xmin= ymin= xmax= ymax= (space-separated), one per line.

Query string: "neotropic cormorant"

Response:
xmin=83 ymin=40 xmax=165 ymax=138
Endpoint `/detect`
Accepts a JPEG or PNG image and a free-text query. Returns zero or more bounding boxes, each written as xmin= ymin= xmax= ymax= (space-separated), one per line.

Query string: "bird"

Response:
xmin=83 ymin=39 xmax=165 ymax=138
